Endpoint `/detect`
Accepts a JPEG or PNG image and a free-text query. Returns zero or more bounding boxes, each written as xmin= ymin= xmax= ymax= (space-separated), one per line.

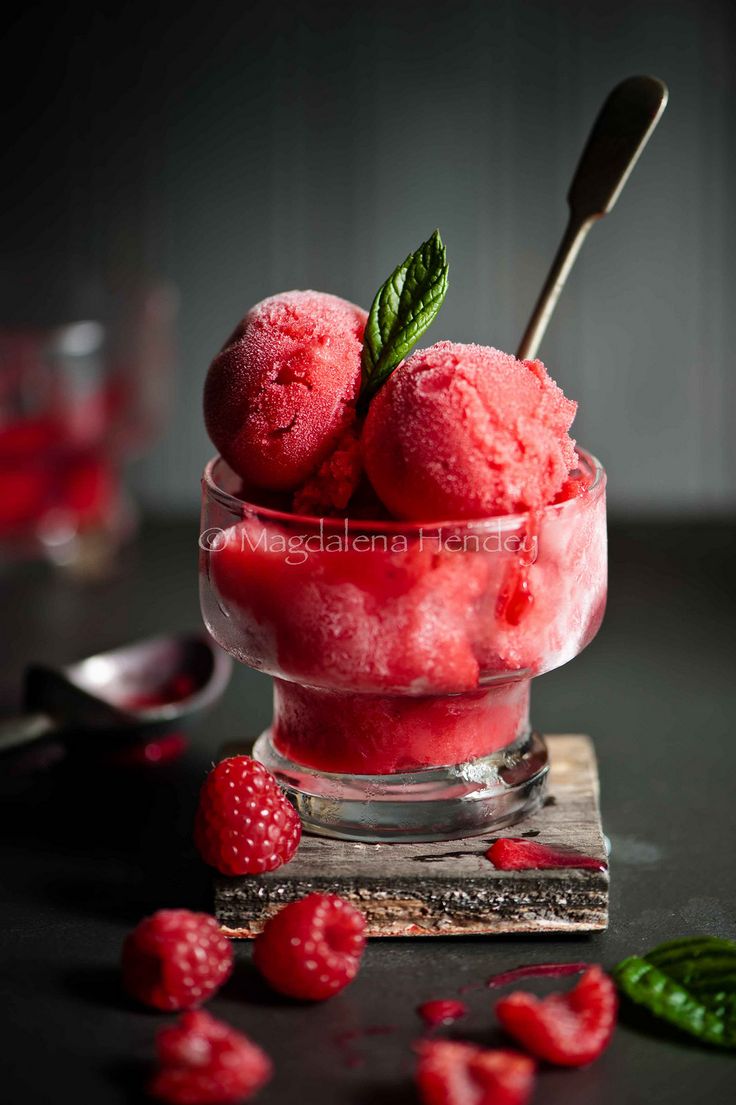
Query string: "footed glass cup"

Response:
xmin=200 ymin=453 xmax=606 ymax=842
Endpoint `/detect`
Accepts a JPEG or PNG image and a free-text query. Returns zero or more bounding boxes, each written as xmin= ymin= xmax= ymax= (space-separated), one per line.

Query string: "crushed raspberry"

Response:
xmin=253 ymin=893 xmax=366 ymax=1001
xmin=495 ymin=965 xmax=617 ymax=1067
xmin=194 ymin=756 xmax=301 ymax=876
xmin=415 ymin=1040 xmax=535 ymax=1105
xmin=150 ymin=1010 xmax=272 ymax=1104
xmin=122 ymin=909 xmax=233 ymax=1011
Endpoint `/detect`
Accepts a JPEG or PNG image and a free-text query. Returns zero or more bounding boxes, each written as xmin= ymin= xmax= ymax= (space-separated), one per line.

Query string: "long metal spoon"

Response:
xmin=517 ymin=75 xmax=668 ymax=361
xmin=0 ymin=633 xmax=232 ymax=756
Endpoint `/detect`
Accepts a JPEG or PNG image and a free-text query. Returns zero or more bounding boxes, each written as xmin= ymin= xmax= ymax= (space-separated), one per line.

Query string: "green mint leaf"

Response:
xmin=645 ymin=937 xmax=736 ymax=996
xmin=613 ymin=937 xmax=736 ymax=1048
xmin=359 ymin=229 xmax=449 ymax=408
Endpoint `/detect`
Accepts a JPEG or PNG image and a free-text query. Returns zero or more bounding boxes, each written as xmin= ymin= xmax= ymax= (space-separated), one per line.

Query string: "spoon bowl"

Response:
xmin=0 ymin=633 xmax=233 ymax=756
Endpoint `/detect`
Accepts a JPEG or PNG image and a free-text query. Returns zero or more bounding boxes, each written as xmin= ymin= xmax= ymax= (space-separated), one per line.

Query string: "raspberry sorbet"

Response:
xmin=203 ymin=290 xmax=366 ymax=492
xmin=199 ymin=235 xmax=607 ymax=839
xmin=362 ymin=341 xmax=578 ymax=520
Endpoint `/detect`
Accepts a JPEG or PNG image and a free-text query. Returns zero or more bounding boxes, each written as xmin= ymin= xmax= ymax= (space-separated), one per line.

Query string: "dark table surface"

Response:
xmin=2 ymin=517 xmax=735 ymax=1104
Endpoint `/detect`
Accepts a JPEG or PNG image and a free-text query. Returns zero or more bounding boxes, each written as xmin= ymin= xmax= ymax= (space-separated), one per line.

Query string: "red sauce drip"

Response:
xmin=416 ymin=999 xmax=468 ymax=1027
xmin=486 ymin=838 xmax=607 ymax=872
xmin=502 ymin=576 xmax=534 ymax=626
xmin=496 ymin=511 xmax=539 ymax=626
xmin=486 ymin=962 xmax=590 ymax=989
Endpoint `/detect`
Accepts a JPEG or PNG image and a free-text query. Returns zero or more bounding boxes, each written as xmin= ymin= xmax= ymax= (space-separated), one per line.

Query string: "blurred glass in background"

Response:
xmin=0 ymin=284 xmax=177 ymax=578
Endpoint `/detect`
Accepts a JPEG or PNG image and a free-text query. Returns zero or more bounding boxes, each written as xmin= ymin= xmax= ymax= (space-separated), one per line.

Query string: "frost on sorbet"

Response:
xmin=204 ymin=290 xmax=367 ymax=491
xmin=362 ymin=341 xmax=578 ymax=521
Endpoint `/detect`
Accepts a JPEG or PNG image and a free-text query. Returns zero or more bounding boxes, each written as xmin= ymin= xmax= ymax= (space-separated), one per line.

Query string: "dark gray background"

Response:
xmin=2 ymin=0 xmax=735 ymax=515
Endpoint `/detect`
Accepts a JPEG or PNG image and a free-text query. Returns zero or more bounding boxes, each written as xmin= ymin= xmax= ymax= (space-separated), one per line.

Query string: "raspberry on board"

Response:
xmin=150 ymin=1010 xmax=272 ymax=1105
xmin=194 ymin=755 xmax=301 ymax=876
xmin=253 ymin=893 xmax=366 ymax=1001
xmin=121 ymin=909 xmax=233 ymax=1012
xmin=495 ymin=965 xmax=618 ymax=1067
xmin=416 ymin=1039 xmax=536 ymax=1105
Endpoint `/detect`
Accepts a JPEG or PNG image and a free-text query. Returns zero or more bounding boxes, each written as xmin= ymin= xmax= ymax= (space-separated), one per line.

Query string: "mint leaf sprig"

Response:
xmin=613 ymin=936 xmax=736 ymax=1048
xmin=359 ymin=229 xmax=449 ymax=411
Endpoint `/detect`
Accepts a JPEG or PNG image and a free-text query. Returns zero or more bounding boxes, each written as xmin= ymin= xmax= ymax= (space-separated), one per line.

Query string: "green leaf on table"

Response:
xmin=613 ymin=936 xmax=736 ymax=1048
xmin=359 ymin=229 xmax=449 ymax=409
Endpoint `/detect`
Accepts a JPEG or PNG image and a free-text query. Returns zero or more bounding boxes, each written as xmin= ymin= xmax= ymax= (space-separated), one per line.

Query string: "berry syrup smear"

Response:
xmin=486 ymin=963 xmax=590 ymax=989
xmin=457 ymin=963 xmax=589 ymax=998
xmin=487 ymin=838 xmax=607 ymax=872
xmin=333 ymin=1026 xmax=397 ymax=1069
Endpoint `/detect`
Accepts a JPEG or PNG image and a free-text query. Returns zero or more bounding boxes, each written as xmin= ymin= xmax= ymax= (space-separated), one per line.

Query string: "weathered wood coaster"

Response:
xmin=215 ymin=734 xmax=608 ymax=937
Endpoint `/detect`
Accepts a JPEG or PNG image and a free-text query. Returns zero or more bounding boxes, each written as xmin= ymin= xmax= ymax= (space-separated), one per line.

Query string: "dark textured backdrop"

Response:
xmin=3 ymin=0 xmax=735 ymax=514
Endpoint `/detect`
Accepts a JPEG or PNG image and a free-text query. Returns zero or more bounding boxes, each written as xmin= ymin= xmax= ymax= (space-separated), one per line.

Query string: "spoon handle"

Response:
xmin=517 ymin=75 xmax=668 ymax=362
xmin=0 ymin=712 xmax=56 ymax=754
xmin=516 ymin=214 xmax=593 ymax=364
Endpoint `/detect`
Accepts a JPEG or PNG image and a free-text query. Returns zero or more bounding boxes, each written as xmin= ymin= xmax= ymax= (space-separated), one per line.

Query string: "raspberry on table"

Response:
xmin=121 ymin=909 xmax=233 ymax=1011
xmin=194 ymin=756 xmax=301 ymax=876
xmin=253 ymin=893 xmax=366 ymax=1001
xmin=150 ymin=1010 xmax=272 ymax=1105
xmin=415 ymin=1039 xmax=536 ymax=1105
xmin=495 ymin=965 xmax=618 ymax=1067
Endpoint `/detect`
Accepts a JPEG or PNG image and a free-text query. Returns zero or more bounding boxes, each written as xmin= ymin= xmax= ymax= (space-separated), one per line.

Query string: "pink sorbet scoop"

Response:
xmin=362 ymin=341 xmax=578 ymax=520
xmin=204 ymin=290 xmax=367 ymax=491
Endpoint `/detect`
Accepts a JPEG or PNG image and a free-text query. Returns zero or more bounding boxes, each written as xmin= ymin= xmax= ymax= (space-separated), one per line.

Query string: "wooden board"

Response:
xmin=215 ymin=734 xmax=608 ymax=937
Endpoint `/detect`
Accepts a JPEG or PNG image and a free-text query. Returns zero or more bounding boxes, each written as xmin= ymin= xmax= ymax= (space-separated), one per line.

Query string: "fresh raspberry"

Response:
xmin=495 ymin=965 xmax=617 ymax=1067
xmin=150 ymin=1010 xmax=272 ymax=1105
xmin=415 ymin=1040 xmax=535 ymax=1105
xmin=122 ymin=910 xmax=233 ymax=1011
xmin=253 ymin=893 xmax=366 ymax=1001
xmin=194 ymin=756 xmax=301 ymax=876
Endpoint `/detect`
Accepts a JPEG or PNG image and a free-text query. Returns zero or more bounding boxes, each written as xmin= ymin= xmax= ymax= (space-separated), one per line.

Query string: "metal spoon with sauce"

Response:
xmin=0 ymin=633 xmax=232 ymax=756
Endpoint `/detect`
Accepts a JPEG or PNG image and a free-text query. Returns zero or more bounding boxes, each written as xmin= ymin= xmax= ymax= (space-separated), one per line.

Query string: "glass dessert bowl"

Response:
xmin=200 ymin=450 xmax=607 ymax=842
